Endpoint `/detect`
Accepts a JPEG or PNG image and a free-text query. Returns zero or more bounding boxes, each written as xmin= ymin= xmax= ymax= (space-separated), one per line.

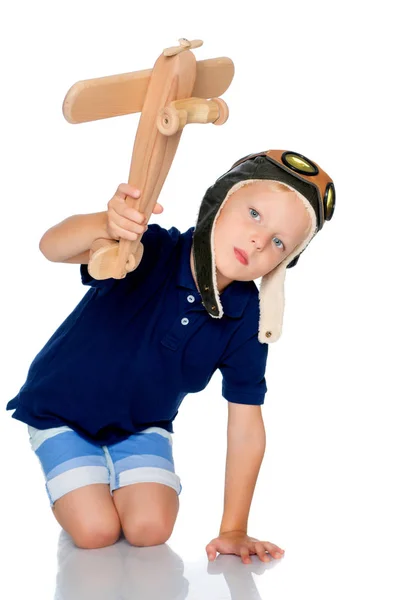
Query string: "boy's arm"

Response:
xmin=38 ymin=184 xmax=155 ymax=264
xmin=219 ymin=403 xmax=266 ymax=534
xmin=39 ymin=211 xmax=111 ymax=263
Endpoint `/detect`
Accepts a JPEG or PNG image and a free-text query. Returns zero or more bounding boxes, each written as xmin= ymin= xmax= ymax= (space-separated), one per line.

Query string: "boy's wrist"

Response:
xmin=219 ymin=527 xmax=247 ymax=535
xmin=219 ymin=516 xmax=248 ymax=534
xmin=98 ymin=211 xmax=112 ymax=239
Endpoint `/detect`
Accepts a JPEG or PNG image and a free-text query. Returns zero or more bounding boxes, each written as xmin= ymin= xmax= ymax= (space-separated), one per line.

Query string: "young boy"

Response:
xmin=6 ymin=150 xmax=335 ymax=564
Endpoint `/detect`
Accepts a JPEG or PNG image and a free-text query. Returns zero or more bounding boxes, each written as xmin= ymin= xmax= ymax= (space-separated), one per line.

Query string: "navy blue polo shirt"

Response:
xmin=6 ymin=224 xmax=268 ymax=446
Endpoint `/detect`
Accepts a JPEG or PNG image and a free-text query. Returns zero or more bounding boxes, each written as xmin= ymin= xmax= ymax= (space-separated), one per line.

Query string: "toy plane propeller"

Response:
xmin=163 ymin=37 xmax=203 ymax=56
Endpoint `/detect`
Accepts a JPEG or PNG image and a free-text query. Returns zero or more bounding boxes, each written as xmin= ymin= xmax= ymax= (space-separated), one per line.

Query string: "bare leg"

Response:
xmin=52 ymin=483 xmax=122 ymax=549
xmin=113 ymin=483 xmax=179 ymax=546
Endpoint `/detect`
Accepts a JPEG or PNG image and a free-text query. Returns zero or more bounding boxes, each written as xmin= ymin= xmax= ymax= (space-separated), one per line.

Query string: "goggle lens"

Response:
xmin=324 ymin=182 xmax=335 ymax=220
xmin=282 ymin=152 xmax=319 ymax=176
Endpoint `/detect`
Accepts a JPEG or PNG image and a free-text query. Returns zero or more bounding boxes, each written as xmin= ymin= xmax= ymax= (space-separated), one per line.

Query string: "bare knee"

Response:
xmin=70 ymin=519 xmax=121 ymax=549
xmin=124 ymin=518 xmax=174 ymax=547
xmin=113 ymin=483 xmax=179 ymax=547
xmin=51 ymin=485 xmax=122 ymax=549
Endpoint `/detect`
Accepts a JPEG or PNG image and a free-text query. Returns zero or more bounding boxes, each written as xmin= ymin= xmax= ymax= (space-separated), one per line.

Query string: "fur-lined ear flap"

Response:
xmin=258 ymin=264 xmax=287 ymax=343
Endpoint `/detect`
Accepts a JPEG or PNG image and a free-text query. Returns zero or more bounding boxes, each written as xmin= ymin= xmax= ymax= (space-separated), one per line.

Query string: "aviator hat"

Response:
xmin=192 ymin=150 xmax=335 ymax=343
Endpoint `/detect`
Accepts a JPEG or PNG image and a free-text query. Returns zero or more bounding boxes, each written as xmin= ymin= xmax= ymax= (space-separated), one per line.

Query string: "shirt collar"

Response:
xmin=177 ymin=227 xmax=255 ymax=319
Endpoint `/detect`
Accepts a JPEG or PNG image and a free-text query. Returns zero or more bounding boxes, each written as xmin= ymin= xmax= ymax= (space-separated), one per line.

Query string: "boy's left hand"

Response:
xmin=205 ymin=530 xmax=285 ymax=564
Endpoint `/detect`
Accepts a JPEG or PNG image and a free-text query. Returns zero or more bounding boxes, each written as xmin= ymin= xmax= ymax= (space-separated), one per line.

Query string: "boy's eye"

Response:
xmin=249 ymin=208 xmax=260 ymax=220
xmin=273 ymin=237 xmax=284 ymax=250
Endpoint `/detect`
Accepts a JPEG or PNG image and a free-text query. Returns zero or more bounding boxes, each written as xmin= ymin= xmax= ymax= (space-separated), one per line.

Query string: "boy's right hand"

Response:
xmin=106 ymin=183 xmax=164 ymax=241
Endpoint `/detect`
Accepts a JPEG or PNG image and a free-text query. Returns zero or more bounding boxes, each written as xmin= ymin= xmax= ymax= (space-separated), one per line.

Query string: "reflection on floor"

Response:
xmin=54 ymin=529 xmax=277 ymax=600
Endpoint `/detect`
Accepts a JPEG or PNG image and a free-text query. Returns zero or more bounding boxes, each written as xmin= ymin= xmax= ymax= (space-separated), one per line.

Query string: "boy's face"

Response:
xmin=212 ymin=181 xmax=312 ymax=292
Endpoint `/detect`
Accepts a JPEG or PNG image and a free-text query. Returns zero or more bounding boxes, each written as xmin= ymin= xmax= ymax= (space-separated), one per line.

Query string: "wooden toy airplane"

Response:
xmin=62 ymin=38 xmax=234 ymax=280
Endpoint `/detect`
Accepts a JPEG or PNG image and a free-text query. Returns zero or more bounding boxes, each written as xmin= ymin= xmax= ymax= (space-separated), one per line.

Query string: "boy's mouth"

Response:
xmin=234 ymin=247 xmax=248 ymax=265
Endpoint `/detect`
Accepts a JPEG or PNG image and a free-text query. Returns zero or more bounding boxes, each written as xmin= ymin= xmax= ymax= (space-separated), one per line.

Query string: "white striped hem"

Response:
xmin=117 ymin=467 xmax=181 ymax=494
xmin=47 ymin=465 xmax=109 ymax=504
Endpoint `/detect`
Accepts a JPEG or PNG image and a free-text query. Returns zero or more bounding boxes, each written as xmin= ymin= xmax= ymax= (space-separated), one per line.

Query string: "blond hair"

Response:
xmin=238 ymin=179 xmax=298 ymax=195
xmin=260 ymin=180 xmax=295 ymax=193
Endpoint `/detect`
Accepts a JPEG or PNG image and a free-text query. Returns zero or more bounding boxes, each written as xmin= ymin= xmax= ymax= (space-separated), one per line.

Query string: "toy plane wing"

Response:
xmin=63 ymin=57 xmax=234 ymax=124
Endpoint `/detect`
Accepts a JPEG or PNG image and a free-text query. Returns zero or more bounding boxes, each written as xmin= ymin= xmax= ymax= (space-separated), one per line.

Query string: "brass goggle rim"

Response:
xmin=280 ymin=151 xmax=335 ymax=224
xmin=323 ymin=182 xmax=335 ymax=221
xmin=281 ymin=151 xmax=319 ymax=176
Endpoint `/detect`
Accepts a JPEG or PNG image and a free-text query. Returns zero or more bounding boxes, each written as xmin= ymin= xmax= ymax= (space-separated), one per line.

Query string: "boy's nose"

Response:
xmin=251 ymin=234 xmax=267 ymax=251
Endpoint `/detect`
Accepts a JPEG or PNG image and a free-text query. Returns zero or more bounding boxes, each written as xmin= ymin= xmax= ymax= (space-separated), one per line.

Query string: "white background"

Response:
xmin=1 ymin=1 xmax=399 ymax=598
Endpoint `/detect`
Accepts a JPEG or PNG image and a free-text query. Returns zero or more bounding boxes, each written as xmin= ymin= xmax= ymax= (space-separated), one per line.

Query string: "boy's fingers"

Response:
xmin=123 ymin=206 xmax=146 ymax=223
xmin=116 ymin=183 xmax=141 ymax=199
xmin=109 ymin=207 xmax=145 ymax=230
xmin=205 ymin=543 xmax=217 ymax=561
xmin=240 ymin=547 xmax=251 ymax=563
xmin=255 ymin=542 xmax=270 ymax=562
xmin=263 ymin=542 xmax=285 ymax=558
xmin=108 ymin=198 xmax=145 ymax=224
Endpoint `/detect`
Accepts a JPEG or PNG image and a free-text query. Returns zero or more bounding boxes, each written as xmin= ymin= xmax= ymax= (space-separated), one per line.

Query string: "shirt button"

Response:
xmin=187 ymin=295 xmax=195 ymax=303
xmin=181 ymin=317 xmax=189 ymax=326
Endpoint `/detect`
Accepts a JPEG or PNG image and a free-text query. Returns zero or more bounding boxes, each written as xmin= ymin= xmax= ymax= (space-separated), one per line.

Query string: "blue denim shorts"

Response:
xmin=28 ymin=425 xmax=182 ymax=507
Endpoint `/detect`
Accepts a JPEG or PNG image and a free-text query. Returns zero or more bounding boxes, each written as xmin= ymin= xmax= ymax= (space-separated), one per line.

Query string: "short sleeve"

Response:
xmin=218 ymin=326 xmax=269 ymax=406
xmin=80 ymin=224 xmax=166 ymax=289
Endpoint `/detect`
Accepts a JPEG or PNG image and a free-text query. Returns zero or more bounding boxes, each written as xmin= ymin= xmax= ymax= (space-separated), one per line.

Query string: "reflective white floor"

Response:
xmin=52 ymin=530 xmax=278 ymax=600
